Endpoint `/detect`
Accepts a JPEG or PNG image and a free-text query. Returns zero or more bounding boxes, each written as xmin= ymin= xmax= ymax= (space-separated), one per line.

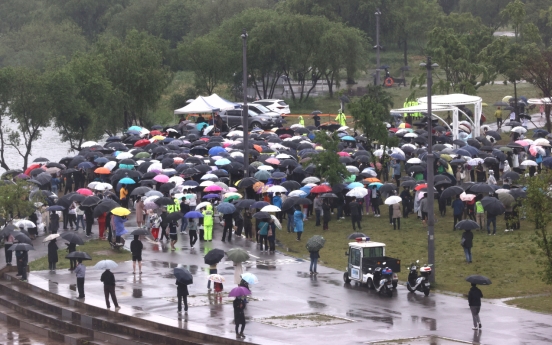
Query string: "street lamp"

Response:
xmin=374 ymin=9 xmax=381 ymax=86
xmin=241 ymin=28 xmax=249 ymax=178
xmin=420 ymin=56 xmax=439 ymax=283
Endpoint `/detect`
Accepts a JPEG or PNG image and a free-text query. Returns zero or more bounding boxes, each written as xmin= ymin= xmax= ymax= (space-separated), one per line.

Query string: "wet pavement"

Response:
xmin=19 ymin=219 xmax=552 ymax=345
xmin=0 ymin=322 xmax=64 ymax=344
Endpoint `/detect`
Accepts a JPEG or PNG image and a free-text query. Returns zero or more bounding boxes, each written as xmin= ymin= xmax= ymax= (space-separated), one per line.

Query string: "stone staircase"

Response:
xmin=0 ymin=270 xmax=256 ymax=345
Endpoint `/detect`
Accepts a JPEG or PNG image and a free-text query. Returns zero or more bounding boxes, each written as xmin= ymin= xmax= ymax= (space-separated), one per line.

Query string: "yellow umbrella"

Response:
xmin=482 ymin=103 xmax=488 ymax=107
xmin=440 ymin=154 xmax=453 ymax=161
xmin=502 ymin=95 xmax=512 ymax=103
xmin=152 ymin=135 xmax=165 ymax=141
xmin=111 ymin=207 xmax=131 ymax=216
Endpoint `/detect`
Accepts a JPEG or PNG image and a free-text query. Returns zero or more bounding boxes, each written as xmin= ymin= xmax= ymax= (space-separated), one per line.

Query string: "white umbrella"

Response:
xmin=495 ymin=189 xmax=510 ymax=194
xmin=199 ymin=180 xmax=215 ymax=187
xmin=361 ymin=168 xmax=377 ymax=177
xmin=169 ymin=176 xmax=184 ymax=185
xmin=534 ymin=138 xmax=551 ymax=147
xmin=407 ymin=158 xmax=421 ymax=164
xmin=288 ymin=190 xmax=307 ymax=197
xmin=384 ymin=196 xmax=402 ymax=205
xmin=116 ymin=152 xmax=134 ymax=160
xmin=94 ymin=182 xmax=113 ymax=191
xmin=14 ymin=220 xmax=36 ymax=229
xmin=511 ymin=126 xmax=527 ymax=134
xmin=267 ymin=185 xmax=287 ymax=193
xmin=88 ymin=181 xmax=100 ymax=189
xmin=270 ymin=215 xmax=282 ymax=230
xmin=201 ymin=174 xmax=218 ymax=180
xmin=467 ymin=158 xmax=484 ymax=166
xmin=290 ymin=124 xmax=304 ymax=129
xmin=42 ymin=234 xmax=60 ymax=242
xmin=104 ymin=161 xmax=117 ymax=171
xmin=93 ymin=260 xmax=118 ymax=270
xmin=404 ymin=133 xmax=418 ymax=138
xmin=195 ymin=201 xmax=211 ymax=210
xmin=257 ymin=165 xmax=274 ymax=171
xmin=302 ymin=177 xmax=320 ymax=184
xmin=261 ymin=205 xmax=281 ymax=213
xmin=520 ymin=160 xmax=537 ymax=166
xmin=147 ymin=162 xmax=163 ymax=172
xmin=81 ymin=141 xmax=98 ymax=148
xmin=346 ymin=187 xmax=368 ymax=198
xmin=346 ymin=166 xmax=359 ymax=174
xmin=373 ymin=149 xmax=384 ymax=157
xmin=276 ymin=154 xmax=293 ymax=159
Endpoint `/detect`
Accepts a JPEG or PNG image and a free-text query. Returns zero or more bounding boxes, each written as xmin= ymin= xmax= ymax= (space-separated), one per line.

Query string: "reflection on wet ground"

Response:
xmin=0 ymin=324 xmax=64 ymax=344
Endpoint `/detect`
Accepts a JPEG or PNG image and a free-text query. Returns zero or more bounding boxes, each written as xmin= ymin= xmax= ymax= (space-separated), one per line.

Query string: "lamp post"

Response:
xmin=420 ymin=56 xmax=438 ymax=283
xmin=241 ymin=28 xmax=249 ymax=178
xmin=374 ymin=9 xmax=381 ymax=86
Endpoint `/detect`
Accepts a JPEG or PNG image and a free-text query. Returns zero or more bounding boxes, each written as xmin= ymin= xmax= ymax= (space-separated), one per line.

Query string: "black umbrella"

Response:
xmin=155 ymin=197 xmax=174 ymax=206
xmin=130 ymin=228 xmax=150 ymax=236
xmin=7 ymin=243 xmax=34 ymax=251
xmin=93 ymin=199 xmax=120 ymax=217
xmin=465 ymin=275 xmax=492 ymax=285
xmin=480 ymin=197 xmax=505 ymax=215
xmin=69 ymin=194 xmax=86 ymax=203
xmin=60 ymin=232 xmax=85 ymax=245
xmin=320 ymin=193 xmax=338 ymax=198
xmin=281 ymin=198 xmax=299 ymax=211
xmin=250 ymin=201 xmax=269 ymax=209
xmin=440 ymin=186 xmax=464 ymax=200
xmin=501 ymin=171 xmax=520 ymax=181
xmin=280 ymin=180 xmax=301 ymax=191
xmin=253 ymin=212 xmax=271 ymax=219
xmin=81 ymin=196 xmax=101 ymax=207
xmin=509 ymin=188 xmax=526 ymax=199
xmin=46 ymin=205 xmax=65 ymax=212
xmin=174 ymin=267 xmax=193 ymax=285
xmin=468 ymin=183 xmax=495 ymax=194
xmin=455 ymin=220 xmax=480 ymax=231
xmin=234 ymin=199 xmax=255 ymax=209
xmin=0 ymin=224 xmax=16 ymax=237
xmin=347 ymin=232 xmax=368 ymax=240
xmin=166 ymin=212 xmax=183 ymax=222
xmin=401 ymin=180 xmax=417 ymax=188
xmin=13 ymin=233 xmax=32 ymax=244
xmin=204 ymin=248 xmax=225 ymax=265
xmin=408 ymin=165 xmax=425 ymax=174
xmin=66 ymin=251 xmax=92 ymax=260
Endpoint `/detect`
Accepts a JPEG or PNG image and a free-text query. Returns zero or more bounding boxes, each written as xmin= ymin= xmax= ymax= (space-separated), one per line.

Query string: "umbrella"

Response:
xmin=130 ymin=228 xmax=150 ymax=236
xmin=226 ymin=248 xmax=250 ymax=263
xmin=7 ymin=243 xmax=34 ymax=251
xmin=465 ymin=275 xmax=492 ymax=285
xmin=46 ymin=205 xmax=65 ymax=212
xmin=217 ymin=202 xmax=236 ymax=214
xmin=111 ymin=207 xmax=131 ymax=216
xmin=81 ymin=196 xmax=101 ymax=207
xmin=501 ymin=171 xmax=520 ymax=181
xmin=306 ymin=235 xmax=325 ymax=252
xmin=480 ymin=197 xmax=505 ymax=215
xmin=208 ymin=274 xmax=225 ymax=283
xmin=320 ymin=193 xmax=337 ymax=198
xmin=250 ymin=201 xmax=269 ymax=209
xmin=195 ymin=201 xmax=211 ymax=210
xmin=166 ymin=212 xmax=184 ymax=222
xmin=455 ymin=220 xmax=480 ymax=231
xmin=347 ymin=232 xmax=368 ymax=240
xmin=65 ymin=251 xmax=92 ymax=260
xmin=154 ymin=197 xmax=174 ymax=206
xmin=14 ymin=220 xmax=36 ymax=229
xmin=43 ymin=234 xmax=60 ymax=242
xmin=498 ymin=193 xmax=515 ymax=208
xmin=130 ymin=186 xmax=152 ymax=196
xmin=253 ymin=211 xmax=271 ymax=219
xmin=174 ymin=267 xmax=193 ymax=285
xmin=13 ymin=233 xmax=32 ymax=244
xmin=384 ymin=196 xmax=402 ymax=205
xmin=184 ymin=211 xmax=203 ymax=218
xmin=60 ymin=232 xmax=85 ymax=245
xmin=260 ymin=205 xmax=281 ymax=213
xmin=310 ymin=185 xmax=332 ymax=194
xmin=509 ymin=188 xmax=526 ymax=199
xmin=241 ymin=272 xmax=259 ymax=285
xmin=93 ymin=260 xmax=118 ymax=270
xmin=440 ymin=186 xmax=464 ymax=200
xmin=204 ymin=248 xmax=225 ymax=265
xmin=468 ymin=183 xmax=495 ymax=194
xmin=302 ymin=177 xmax=320 ymax=184
xmin=228 ymin=286 xmax=251 ymax=297
xmin=76 ymin=188 xmax=94 ymax=196
xmin=346 ymin=188 xmax=368 ymax=198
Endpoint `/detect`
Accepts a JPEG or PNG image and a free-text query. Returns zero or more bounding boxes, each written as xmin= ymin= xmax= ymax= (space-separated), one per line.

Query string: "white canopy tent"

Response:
xmin=203 ymin=94 xmax=239 ymax=111
xmin=417 ymin=94 xmax=483 ymax=137
xmin=527 ymin=98 xmax=552 ymax=105
xmin=390 ymin=104 xmax=461 ymax=140
xmin=174 ymin=96 xmax=220 ymax=115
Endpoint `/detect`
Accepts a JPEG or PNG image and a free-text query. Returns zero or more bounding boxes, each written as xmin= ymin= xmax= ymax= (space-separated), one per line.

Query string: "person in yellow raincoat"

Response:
xmin=335 ymin=110 xmax=346 ymax=126
xmin=298 ymin=115 xmax=304 ymax=126
xmin=202 ymin=204 xmax=214 ymax=241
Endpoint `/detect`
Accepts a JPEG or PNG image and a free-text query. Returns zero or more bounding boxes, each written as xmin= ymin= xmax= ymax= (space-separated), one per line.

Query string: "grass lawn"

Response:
xmin=29 ymin=240 xmax=130 ymax=271
xmin=275 ymin=202 xmax=552 ymax=302
xmin=505 ymin=295 xmax=552 ymax=314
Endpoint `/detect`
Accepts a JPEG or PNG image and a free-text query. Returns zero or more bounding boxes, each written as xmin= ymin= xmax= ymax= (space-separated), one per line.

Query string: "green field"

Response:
xmin=275 ymin=202 xmax=552 ymax=303
xmin=29 ymin=240 xmax=130 ymax=271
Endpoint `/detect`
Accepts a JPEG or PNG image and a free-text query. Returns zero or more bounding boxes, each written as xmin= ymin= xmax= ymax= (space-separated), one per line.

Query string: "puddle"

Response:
xmin=346 ymin=310 xmax=394 ymax=325
xmin=255 ymin=313 xmax=354 ymax=329
xmin=307 ymin=300 xmax=326 ymax=309
xmin=369 ymin=335 xmax=472 ymax=344
xmin=133 ymin=289 xmax=143 ymax=298
xmin=164 ymin=293 xmax=261 ymax=307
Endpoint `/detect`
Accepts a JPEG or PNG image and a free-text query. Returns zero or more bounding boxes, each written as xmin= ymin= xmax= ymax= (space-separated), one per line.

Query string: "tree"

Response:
xmin=0 ymin=67 xmax=51 ymax=170
xmin=523 ymin=172 xmax=552 ymax=284
xmin=150 ymin=0 xmax=195 ymax=48
xmin=459 ymin=0 xmax=510 ymax=31
xmin=349 ymin=85 xmax=397 ymax=149
xmin=95 ymin=30 xmax=172 ymax=129
xmin=307 ymin=132 xmax=348 ymax=186
xmin=521 ymin=46 xmax=552 ymax=132
xmin=45 ymin=53 xmax=113 ymax=151
xmin=500 ymin=0 xmax=525 ymax=41
xmin=0 ymin=180 xmax=36 ymax=221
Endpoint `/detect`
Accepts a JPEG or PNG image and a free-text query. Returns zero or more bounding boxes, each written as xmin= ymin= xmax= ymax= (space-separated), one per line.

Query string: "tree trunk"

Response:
xmin=285 ymin=75 xmax=296 ymax=102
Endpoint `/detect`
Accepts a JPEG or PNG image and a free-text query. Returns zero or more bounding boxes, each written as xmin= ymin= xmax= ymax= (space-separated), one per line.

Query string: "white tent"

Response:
xmin=174 ymin=96 xmax=219 ymax=115
xmin=203 ymin=94 xmax=239 ymax=111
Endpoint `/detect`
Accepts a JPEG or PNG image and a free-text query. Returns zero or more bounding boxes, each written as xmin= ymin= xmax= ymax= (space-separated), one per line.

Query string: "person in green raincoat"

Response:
xmin=298 ymin=115 xmax=304 ymax=126
xmin=335 ymin=110 xmax=346 ymax=126
xmin=202 ymin=204 xmax=214 ymax=241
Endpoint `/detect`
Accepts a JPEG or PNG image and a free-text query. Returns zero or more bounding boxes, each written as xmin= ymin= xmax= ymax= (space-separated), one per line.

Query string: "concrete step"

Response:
xmin=0 ymin=277 xmax=247 ymax=345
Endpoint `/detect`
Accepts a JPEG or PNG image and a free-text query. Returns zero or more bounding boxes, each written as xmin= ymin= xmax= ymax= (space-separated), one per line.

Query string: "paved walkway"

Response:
xmin=14 ymin=215 xmax=552 ymax=345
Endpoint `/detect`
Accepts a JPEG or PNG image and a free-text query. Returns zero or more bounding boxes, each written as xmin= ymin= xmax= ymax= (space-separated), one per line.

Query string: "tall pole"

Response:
xmin=424 ymin=56 xmax=436 ymax=283
xmin=241 ymin=28 xmax=249 ymax=178
xmin=375 ymin=9 xmax=381 ymax=86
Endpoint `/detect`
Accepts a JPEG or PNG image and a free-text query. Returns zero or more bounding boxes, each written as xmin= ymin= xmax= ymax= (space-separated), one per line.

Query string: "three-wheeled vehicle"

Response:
xmin=343 ymin=237 xmax=401 ymax=297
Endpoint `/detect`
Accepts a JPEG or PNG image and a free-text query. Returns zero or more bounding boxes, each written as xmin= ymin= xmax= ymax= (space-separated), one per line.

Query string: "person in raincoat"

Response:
xmin=48 ymin=238 xmax=58 ymax=271
xmin=293 ymin=206 xmax=305 ymax=241
xmin=114 ymin=215 xmax=128 ymax=245
xmin=335 ymin=110 xmax=347 ymax=126
xmin=202 ymin=204 xmax=214 ymax=241
xmin=298 ymin=115 xmax=305 ymax=126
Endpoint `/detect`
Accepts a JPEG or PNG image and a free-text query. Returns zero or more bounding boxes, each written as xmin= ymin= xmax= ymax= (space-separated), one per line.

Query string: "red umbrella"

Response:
xmin=134 ymin=139 xmax=150 ymax=147
xmin=414 ymin=184 xmax=428 ymax=191
xmin=265 ymin=158 xmax=280 ymax=165
xmin=25 ymin=164 xmax=43 ymax=176
xmin=388 ymin=128 xmax=399 ymax=133
xmin=337 ymin=152 xmax=350 ymax=157
xmin=311 ymin=185 xmax=332 ymax=193
xmin=150 ymin=130 xmax=162 ymax=136
xmin=76 ymin=188 xmax=94 ymax=196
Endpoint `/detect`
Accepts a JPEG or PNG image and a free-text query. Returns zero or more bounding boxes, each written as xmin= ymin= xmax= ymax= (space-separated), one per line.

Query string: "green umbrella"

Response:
xmin=498 ymin=193 xmax=515 ymax=208
xmin=499 ymin=147 xmax=513 ymax=152
xmin=224 ymin=195 xmax=241 ymax=202
xmin=135 ymin=152 xmax=151 ymax=159
xmin=344 ymin=175 xmax=356 ymax=183
xmin=306 ymin=235 xmax=326 ymax=252
xmin=226 ymin=248 xmax=250 ymax=263
xmin=250 ymin=161 xmax=263 ymax=168
xmin=254 ymin=170 xmax=271 ymax=180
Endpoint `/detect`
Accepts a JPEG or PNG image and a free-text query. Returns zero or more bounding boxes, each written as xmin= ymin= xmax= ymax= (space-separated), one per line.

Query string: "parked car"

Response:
xmin=219 ymin=109 xmax=275 ymax=130
xmin=253 ymin=99 xmax=290 ymax=115
xmin=239 ymin=103 xmax=284 ymax=126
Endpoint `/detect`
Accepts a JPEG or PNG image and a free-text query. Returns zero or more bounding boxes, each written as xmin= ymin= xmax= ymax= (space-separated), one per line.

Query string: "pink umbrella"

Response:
xmin=153 ymin=174 xmax=169 ymax=183
xmin=460 ymin=192 xmax=476 ymax=202
xmin=515 ymin=140 xmax=531 ymax=146
xmin=265 ymin=158 xmax=280 ymax=165
xmin=76 ymin=188 xmax=93 ymax=196
xmin=529 ymin=145 xmax=545 ymax=157
xmin=204 ymin=185 xmax=223 ymax=192
xmin=228 ymin=187 xmax=238 ymax=192
xmin=173 ymin=157 xmax=184 ymax=164
xmin=337 ymin=152 xmax=350 ymax=157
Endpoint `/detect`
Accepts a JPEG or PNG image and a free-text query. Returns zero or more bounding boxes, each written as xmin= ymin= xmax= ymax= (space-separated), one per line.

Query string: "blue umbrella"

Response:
xmin=241 ymin=272 xmax=259 ymax=285
xmin=77 ymin=161 xmax=94 ymax=169
xmin=119 ymin=177 xmax=136 ymax=184
xmin=299 ymin=186 xmax=312 ymax=195
xmin=390 ymin=153 xmax=405 ymax=160
xmin=119 ymin=164 xmax=134 ymax=170
xmin=462 ymin=146 xmax=480 ymax=156
xmin=272 ymin=172 xmax=287 ymax=179
xmin=217 ymin=202 xmax=236 ymax=214
xmin=453 ymin=149 xmax=472 ymax=157
xmin=94 ymin=157 xmax=109 ymax=164
xmin=337 ymin=132 xmax=347 ymax=138
xmin=209 ymin=147 xmax=226 ymax=156
xmin=106 ymin=136 xmax=121 ymax=142
xmin=368 ymin=182 xmax=383 ymax=189
xmin=183 ymin=180 xmax=199 ymax=187
xmin=163 ymin=137 xmax=174 ymax=143
xmin=341 ymin=136 xmax=355 ymax=141
xmin=347 ymin=182 xmax=363 ymax=189
xmin=542 ymin=157 xmax=552 ymax=169
xmin=250 ymin=201 xmax=269 ymax=209
xmin=254 ymin=170 xmax=271 ymax=180
xmin=203 ymin=194 xmax=220 ymax=199
xmin=215 ymin=158 xmax=232 ymax=166
xmin=46 ymin=205 xmax=65 ymax=211
xmin=184 ymin=211 xmax=203 ymax=218
xmin=128 ymin=126 xmax=142 ymax=132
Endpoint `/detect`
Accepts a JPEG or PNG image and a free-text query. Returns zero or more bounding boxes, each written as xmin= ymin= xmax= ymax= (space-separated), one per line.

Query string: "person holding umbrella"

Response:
xmin=468 ymin=283 xmax=483 ymax=330
xmin=169 ymin=220 xmax=178 ymax=251
xmin=174 ymin=267 xmax=193 ymax=314
xmin=130 ymin=235 xmax=143 ymax=274
xmin=114 ymin=215 xmax=128 ymax=245
xmin=120 ymin=184 xmax=129 ymax=208
xmin=258 ymin=218 xmax=269 ymax=252
xmin=233 ymin=296 xmax=247 ymax=338
xmin=48 ymin=238 xmax=58 ymax=271
xmin=100 ymin=265 xmax=120 ymax=309
xmin=309 ymin=249 xmax=320 ymax=275
xmin=74 ymin=259 xmax=86 ymax=299
xmin=293 ymin=206 xmax=305 ymax=241
xmin=452 ymin=194 xmax=465 ymax=230
xmin=49 ymin=211 xmax=59 ymax=234
xmin=15 ymin=248 xmax=29 ymax=282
